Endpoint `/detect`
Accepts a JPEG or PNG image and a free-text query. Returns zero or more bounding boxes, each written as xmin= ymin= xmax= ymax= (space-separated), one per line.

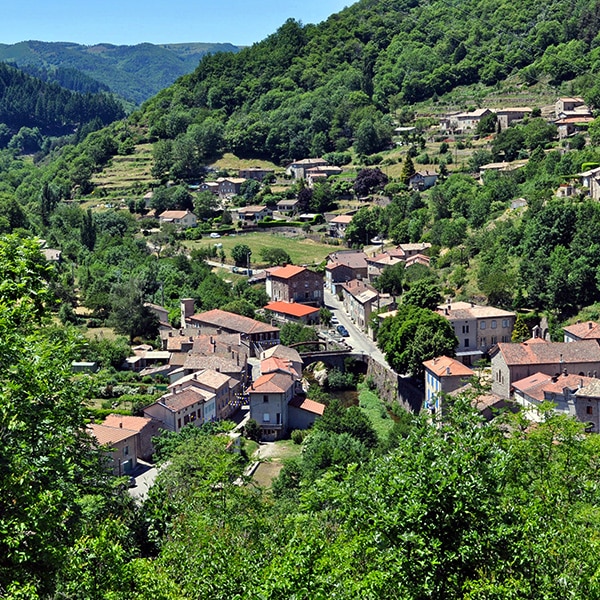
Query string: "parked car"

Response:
xmin=210 ymin=232 xmax=221 ymax=238
xmin=330 ymin=315 xmax=339 ymax=324
xmin=337 ymin=324 xmax=349 ymax=337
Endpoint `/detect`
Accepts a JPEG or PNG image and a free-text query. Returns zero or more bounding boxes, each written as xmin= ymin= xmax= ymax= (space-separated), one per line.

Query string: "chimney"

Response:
xmin=180 ymin=298 xmax=195 ymax=329
xmin=563 ymin=368 xmax=568 ymax=376
xmin=119 ymin=422 xmax=123 ymax=428
xmin=590 ymin=322 xmax=594 ymax=329
xmin=446 ymin=366 xmax=451 ymax=376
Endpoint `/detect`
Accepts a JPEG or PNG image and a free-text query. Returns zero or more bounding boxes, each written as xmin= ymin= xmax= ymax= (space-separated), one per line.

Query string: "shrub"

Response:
xmin=291 ymin=429 xmax=306 ymax=445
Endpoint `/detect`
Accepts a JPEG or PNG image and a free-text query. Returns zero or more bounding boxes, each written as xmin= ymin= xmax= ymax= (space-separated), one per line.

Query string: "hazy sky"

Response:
xmin=1 ymin=1 xmax=350 ymax=47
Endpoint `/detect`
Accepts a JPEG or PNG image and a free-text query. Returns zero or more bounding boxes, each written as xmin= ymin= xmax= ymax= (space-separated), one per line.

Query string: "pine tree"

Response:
xmin=400 ymin=155 xmax=416 ymax=185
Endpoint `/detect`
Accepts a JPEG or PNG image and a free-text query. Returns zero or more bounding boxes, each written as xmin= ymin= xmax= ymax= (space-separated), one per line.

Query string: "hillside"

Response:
xmin=136 ymin=0 xmax=600 ymax=164
xmin=0 ymin=40 xmax=241 ymax=105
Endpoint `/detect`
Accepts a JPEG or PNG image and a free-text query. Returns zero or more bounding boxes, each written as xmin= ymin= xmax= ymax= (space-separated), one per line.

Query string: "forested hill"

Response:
xmin=0 ymin=62 xmax=125 ymax=139
xmin=0 ymin=40 xmax=241 ymax=105
xmin=139 ymin=0 xmax=600 ymax=163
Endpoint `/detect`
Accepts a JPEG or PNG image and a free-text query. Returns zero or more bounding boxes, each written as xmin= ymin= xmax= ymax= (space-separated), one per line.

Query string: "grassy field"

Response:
xmin=184 ymin=231 xmax=339 ymax=267
xmin=251 ymin=439 xmax=302 ymax=488
xmin=91 ymin=143 xmax=155 ymax=194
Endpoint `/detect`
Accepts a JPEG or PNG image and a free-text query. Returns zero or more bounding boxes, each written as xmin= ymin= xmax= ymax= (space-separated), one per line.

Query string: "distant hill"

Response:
xmin=0 ymin=41 xmax=241 ymax=105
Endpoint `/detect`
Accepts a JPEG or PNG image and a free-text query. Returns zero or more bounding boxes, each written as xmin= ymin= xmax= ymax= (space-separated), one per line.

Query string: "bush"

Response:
xmin=291 ymin=429 xmax=306 ymax=445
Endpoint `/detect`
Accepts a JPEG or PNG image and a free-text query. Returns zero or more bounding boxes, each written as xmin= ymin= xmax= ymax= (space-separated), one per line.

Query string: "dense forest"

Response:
xmin=0 ymin=40 xmax=242 ymax=104
xmin=4 ymin=0 xmax=600 ymax=596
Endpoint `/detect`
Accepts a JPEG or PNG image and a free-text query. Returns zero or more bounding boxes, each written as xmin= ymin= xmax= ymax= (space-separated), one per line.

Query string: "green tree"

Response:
xmin=400 ymin=154 xmax=416 ymax=185
xmin=512 ymin=314 xmax=530 ymax=342
xmin=108 ymin=280 xmax=160 ymax=342
xmin=402 ymin=279 xmax=443 ymax=310
xmin=231 ymin=244 xmax=252 ymax=267
xmin=260 ymin=247 xmax=292 ymax=266
xmin=377 ymin=305 xmax=458 ymax=376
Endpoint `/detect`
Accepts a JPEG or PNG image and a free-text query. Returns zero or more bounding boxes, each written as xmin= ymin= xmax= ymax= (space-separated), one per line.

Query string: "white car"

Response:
xmin=330 ymin=316 xmax=339 ymax=324
xmin=210 ymin=232 xmax=221 ymax=238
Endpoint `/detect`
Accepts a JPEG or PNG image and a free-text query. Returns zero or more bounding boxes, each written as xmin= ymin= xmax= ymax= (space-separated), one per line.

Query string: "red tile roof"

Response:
xmin=159 ymin=388 xmax=212 ymax=412
xmin=264 ymin=301 xmax=319 ymax=318
xmin=260 ymin=356 xmax=299 ymax=378
xmin=288 ymin=396 xmax=326 ymax=415
xmin=563 ymin=321 xmax=600 ymax=340
xmin=266 ymin=265 xmax=307 ymax=279
xmin=513 ymin=371 xmax=596 ymax=402
xmin=88 ymin=423 xmax=138 ymax=445
xmin=423 ymin=355 xmax=475 ymax=377
xmin=102 ymin=414 xmax=153 ymax=433
xmin=494 ymin=339 xmax=600 ymax=366
xmin=247 ymin=372 xmax=294 ymax=394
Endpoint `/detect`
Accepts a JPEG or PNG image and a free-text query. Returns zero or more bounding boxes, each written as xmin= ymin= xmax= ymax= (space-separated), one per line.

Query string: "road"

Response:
xmin=324 ymin=289 xmax=389 ymax=366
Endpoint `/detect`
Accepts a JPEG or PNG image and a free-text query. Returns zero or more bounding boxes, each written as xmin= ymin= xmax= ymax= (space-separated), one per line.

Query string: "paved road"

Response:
xmin=324 ymin=289 xmax=389 ymax=366
xmin=128 ymin=459 xmax=158 ymax=504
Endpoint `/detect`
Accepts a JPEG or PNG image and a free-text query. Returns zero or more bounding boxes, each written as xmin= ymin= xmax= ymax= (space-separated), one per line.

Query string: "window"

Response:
xmin=587 ymin=406 xmax=594 ymax=415
xmin=480 ymin=337 xmax=486 ymax=347
xmin=502 ymin=319 xmax=509 ymax=328
xmin=263 ymin=413 xmax=271 ymax=422
xmin=480 ymin=321 xmax=486 ymax=330
xmin=462 ymin=324 xmax=469 ymax=334
xmin=491 ymin=320 xmax=497 ymax=329
xmin=491 ymin=336 xmax=497 ymax=345
xmin=263 ymin=395 xmax=269 ymax=403
xmin=276 ymin=413 xmax=281 ymax=424
xmin=464 ymin=338 xmax=470 ymax=348
xmin=124 ymin=445 xmax=129 ymax=456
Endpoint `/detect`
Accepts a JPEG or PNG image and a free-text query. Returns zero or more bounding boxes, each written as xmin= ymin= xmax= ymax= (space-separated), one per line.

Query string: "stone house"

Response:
xmin=563 ymin=321 xmax=600 ymax=343
xmin=286 ymin=158 xmax=329 ymax=179
xmin=217 ymin=177 xmax=246 ymax=198
xmin=328 ymin=214 xmax=353 ymax=238
xmin=238 ymin=167 xmax=274 ymax=181
xmin=436 ymin=301 xmax=516 ymax=366
xmin=265 ymin=265 xmax=323 ymax=307
xmin=490 ymin=338 xmax=600 ymax=399
xmin=408 ymin=170 xmax=438 ymax=191
xmin=341 ymin=279 xmax=379 ymax=331
xmin=102 ymin=414 xmax=163 ymax=461
xmin=158 ymin=210 xmax=197 ymax=228
xmin=325 ymin=250 xmax=368 ymax=293
xmin=494 ymin=107 xmax=532 ymax=130
xmin=579 ymin=166 xmax=600 ymax=200
xmin=448 ymin=108 xmax=493 ymax=131
xmin=144 ymin=386 xmax=216 ymax=432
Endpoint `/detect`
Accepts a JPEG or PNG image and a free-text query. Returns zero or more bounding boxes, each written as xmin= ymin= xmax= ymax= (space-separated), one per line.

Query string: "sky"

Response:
xmin=1 ymin=1 xmax=351 ymax=47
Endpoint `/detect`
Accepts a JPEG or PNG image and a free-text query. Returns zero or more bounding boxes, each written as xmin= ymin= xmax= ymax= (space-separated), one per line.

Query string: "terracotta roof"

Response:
xmin=436 ymin=301 xmax=515 ymax=321
xmin=563 ymin=321 xmax=600 ymax=340
xmin=261 ymin=344 xmax=302 ymax=363
xmin=288 ymin=396 xmax=326 ymax=415
xmin=168 ymin=369 xmax=231 ymax=391
xmin=102 ymin=414 xmax=153 ymax=433
xmin=331 ymin=214 xmax=353 ymax=224
xmin=88 ymin=423 xmax=138 ymax=446
xmin=247 ymin=372 xmax=294 ymax=394
xmin=266 ymin=265 xmax=307 ymax=279
xmin=265 ymin=301 xmax=320 ymax=318
xmin=189 ymin=309 xmax=279 ymax=336
xmin=494 ymin=339 xmax=600 ymax=366
xmin=341 ymin=279 xmax=378 ymax=302
xmin=423 ymin=355 xmax=475 ymax=377
xmin=159 ymin=388 xmax=213 ymax=412
xmin=159 ymin=210 xmax=194 ymax=220
xmin=513 ymin=371 xmax=596 ymax=402
xmin=261 ymin=356 xmax=299 ymax=378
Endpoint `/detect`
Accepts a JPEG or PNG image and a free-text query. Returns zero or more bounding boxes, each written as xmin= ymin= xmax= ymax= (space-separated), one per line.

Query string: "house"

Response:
xmin=286 ymin=158 xmax=329 ymax=180
xmin=448 ymin=108 xmax=493 ymax=131
xmin=555 ymin=116 xmax=595 ymax=139
xmin=408 ymin=170 xmax=438 ymax=191
xmin=490 ymin=338 xmax=600 ymax=399
xmin=236 ymin=205 xmax=272 ymax=225
xmin=247 ymin=371 xmax=295 ymax=440
xmin=125 ymin=348 xmax=171 ymax=372
xmin=102 ymin=414 xmax=163 ymax=461
xmin=265 ymin=265 xmax=323 ymax=307
xmin=512 ymin=371 xmax=600 ymax=428
xmin=329 ymin=214 xmax=353 ymax=238
xmin=88 ymin=423 xmax=139 ymax=476
xmin=397 ymin=242 xmax=432 ymax=258
xmin=366 ymin=249 xmax=405 ymax=282
xmin=404 ymin=253 xmax=431 ymax=269
xmin=325 ymin=250 xmax=368 ymax=293
xmin=181 ymin=304 xmax=280 ymax=357
xmin=144 ymin=386 xmax=215 ymax=432
xmin=423 ymin=356 xmax=474 ymax=415
xmin=217 ymin=177 xmax=246 ymax=198
xmin=264 ymin=301 xmax=320 ymax=325
xmin=144 ymin=302 xmax=170 ymax=327
xmin=556 ymin=97 xmax=586 ymax=115
xmin=42 ymin=248 xmax=62 ymax=262
xmin=199 ymin=181 xmax=220 ymax=195
xmin=305 ymin=165 xmax=343 ymax=187
xmin=276 ymin=198 xmax=300 ymax=215
xmin=158 ymin=210 xmax=197 ymax=228
xmin=261 ymin=345 xmax=303 ymax=378
xmin=563 ymin=321 xmax=600 ymax=343
xmin=340 ymin=279 xmax=379 ymax=330
xmin=238 ymin=167 xmax=274 ymax=181
xmin=494 ymin=107 xmax=532 ymax=130
xmin=288 ymin=396 xmax=325 ymax=430
xmin=167 ymin=369 xmax=236 ymax=420
xmin=436 ymin=301 xmax=516 ymax=366
xmin=578 ymin=166 xmax=600 ymax=200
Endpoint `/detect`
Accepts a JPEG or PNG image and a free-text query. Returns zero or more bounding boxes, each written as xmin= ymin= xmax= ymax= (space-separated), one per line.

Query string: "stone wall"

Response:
xmin=366 ymin=358 xmax=424 ymax=413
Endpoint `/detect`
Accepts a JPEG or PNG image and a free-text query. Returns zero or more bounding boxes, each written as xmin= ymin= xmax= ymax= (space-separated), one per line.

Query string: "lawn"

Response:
xmin=251 ymin=438 xmax=302 ymax=489
xmin=185 ymin=231 xmax=338 ymax=267
xmin=358 ymin=383 xmax=396 ymax=441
